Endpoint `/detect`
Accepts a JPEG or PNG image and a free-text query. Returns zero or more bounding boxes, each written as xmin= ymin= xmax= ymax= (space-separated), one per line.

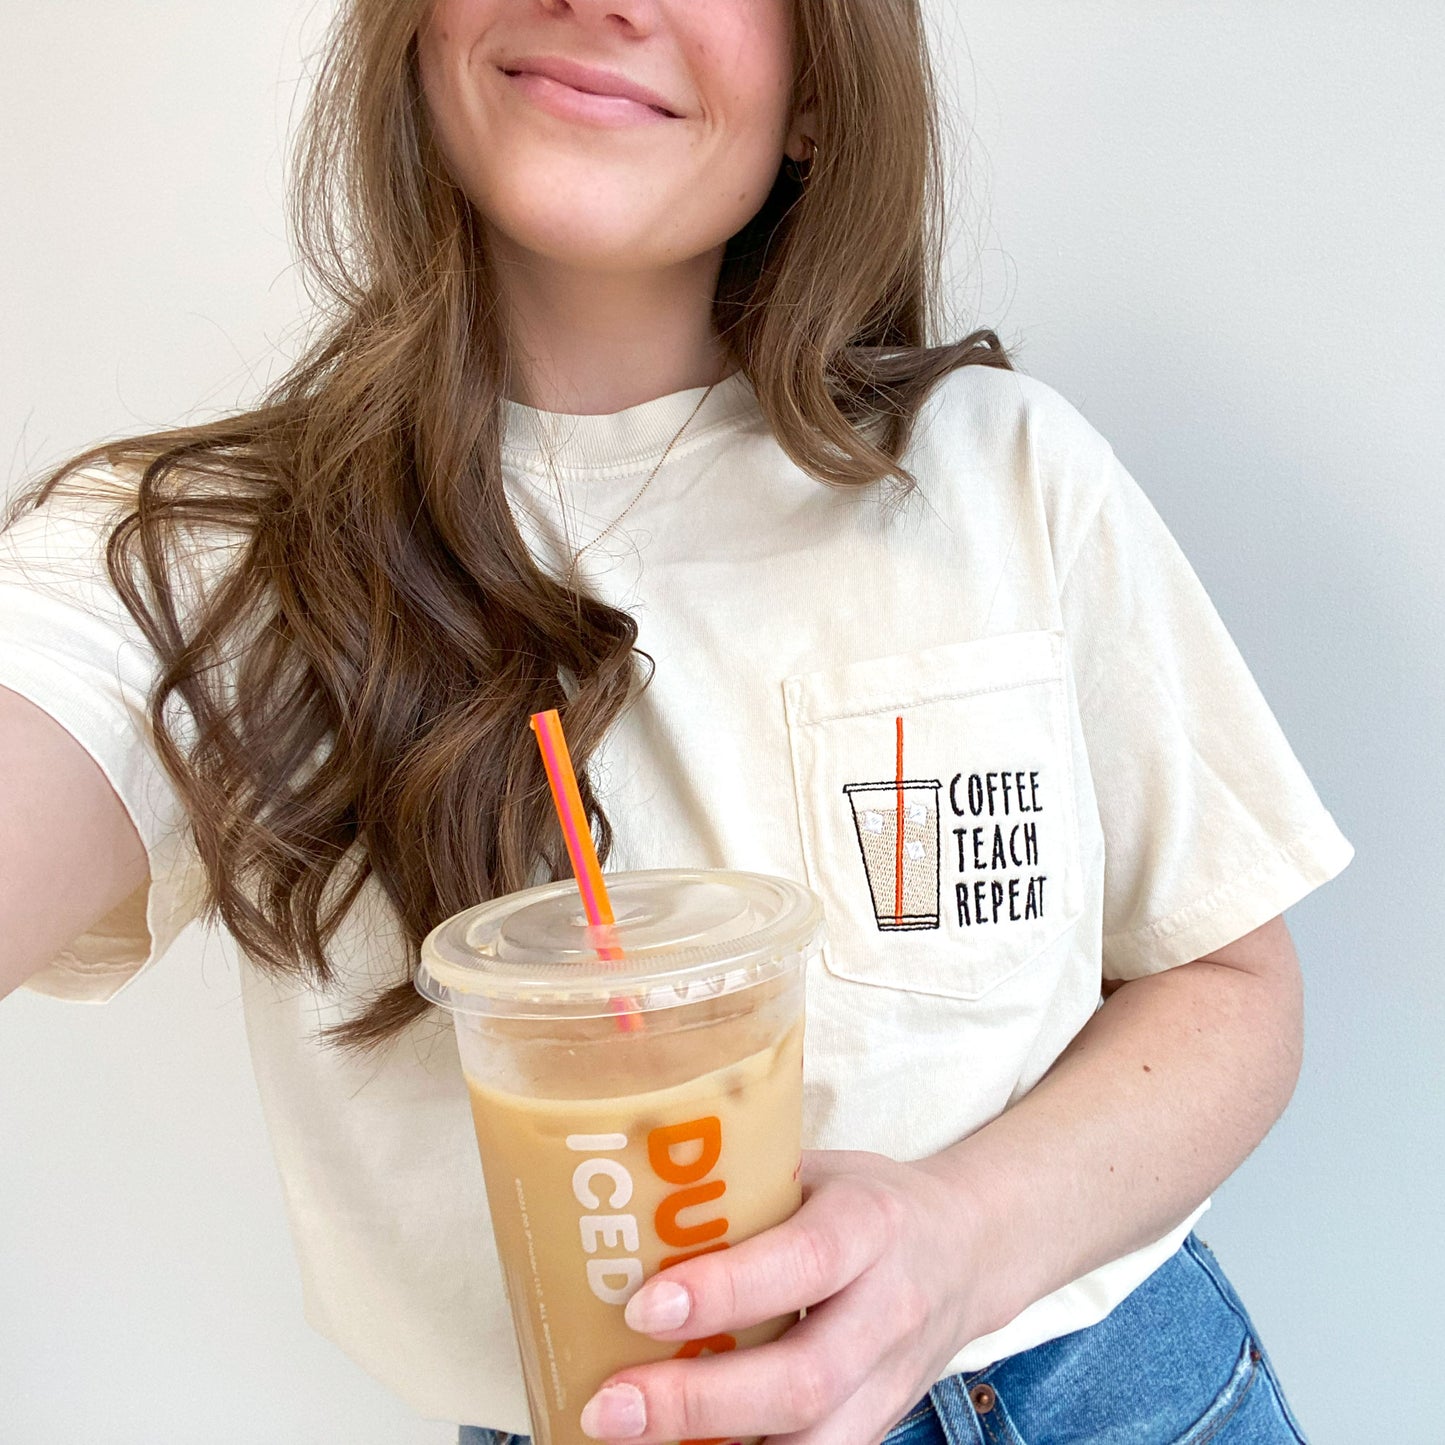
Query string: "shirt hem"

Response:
xmin=1102 ymin=811 xmax=1353 ymax=979
xmin=940 ymin=1199 xmax=1211 ymax=1375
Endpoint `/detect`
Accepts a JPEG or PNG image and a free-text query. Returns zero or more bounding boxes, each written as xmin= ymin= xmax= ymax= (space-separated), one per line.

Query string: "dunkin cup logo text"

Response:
xmin=566 ymin=1120 xmax=744 ymax=1379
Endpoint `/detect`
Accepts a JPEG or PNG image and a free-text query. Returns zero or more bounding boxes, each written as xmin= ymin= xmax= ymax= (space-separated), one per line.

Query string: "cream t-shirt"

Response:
xmin=1 ymin=364 xmax=1353 ymax=1429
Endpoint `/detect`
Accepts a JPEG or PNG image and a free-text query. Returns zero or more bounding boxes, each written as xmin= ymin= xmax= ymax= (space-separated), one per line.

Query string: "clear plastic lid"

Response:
xmin=417 ymin=868 xmax=824 ymax=1018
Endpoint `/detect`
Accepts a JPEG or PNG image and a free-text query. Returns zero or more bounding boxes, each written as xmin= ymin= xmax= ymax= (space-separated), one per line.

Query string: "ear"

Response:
xmin=786 ymin=89 xmax=820 ymax=162
xmin=784 ymin=100 xmax=820 ymax=163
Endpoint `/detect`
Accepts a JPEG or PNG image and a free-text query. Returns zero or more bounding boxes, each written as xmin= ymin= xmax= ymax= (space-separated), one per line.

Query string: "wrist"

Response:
xmin=911 ymin=1140 xmax=1047 ymax=1342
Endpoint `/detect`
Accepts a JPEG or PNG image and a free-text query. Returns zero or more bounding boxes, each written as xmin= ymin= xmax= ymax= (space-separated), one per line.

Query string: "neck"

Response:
xmin=491 ymin=228 xmax=735 ymax=415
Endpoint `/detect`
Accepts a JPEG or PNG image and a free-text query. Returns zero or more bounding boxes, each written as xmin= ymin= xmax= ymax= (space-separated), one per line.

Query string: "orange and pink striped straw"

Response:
xmin=529 ymin=708 xmax=643 ymax=1033
xmin=895 ymin=715 xmax=905 ymax=926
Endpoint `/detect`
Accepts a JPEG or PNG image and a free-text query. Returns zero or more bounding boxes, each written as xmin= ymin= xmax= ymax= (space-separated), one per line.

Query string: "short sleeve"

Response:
xmin=1055 ymin=437 xmax=1354 ymax=979
xmin=0 ymin=467 xmax=210 ymax=1003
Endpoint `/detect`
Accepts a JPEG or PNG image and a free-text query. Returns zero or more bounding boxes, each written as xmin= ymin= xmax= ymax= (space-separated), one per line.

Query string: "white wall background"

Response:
xmin=1 ymin=2 xmax=1439 ymax=1440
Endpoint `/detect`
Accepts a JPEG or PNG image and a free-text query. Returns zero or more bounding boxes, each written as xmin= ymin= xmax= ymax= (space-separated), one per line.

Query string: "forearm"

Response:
xmin=916 ymin=918 xmax=1304 ymax=1339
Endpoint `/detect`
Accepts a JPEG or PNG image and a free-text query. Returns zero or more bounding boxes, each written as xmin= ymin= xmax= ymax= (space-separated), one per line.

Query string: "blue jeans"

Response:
xmin=458 ymin=1233 xmax=1308 ymax=1444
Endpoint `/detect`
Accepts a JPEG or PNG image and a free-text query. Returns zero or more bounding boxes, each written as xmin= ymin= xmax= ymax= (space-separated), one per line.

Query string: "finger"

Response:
xmin=622 ymin=1174 xmax=894 ymax=1341
xmin=761 ymin=1372 xmax=924 ymax=1445
xmin=797 ymin=1148 xmax=885 ymax=1200
xmin=586 ymin=1284 xmax=885 ymax=1443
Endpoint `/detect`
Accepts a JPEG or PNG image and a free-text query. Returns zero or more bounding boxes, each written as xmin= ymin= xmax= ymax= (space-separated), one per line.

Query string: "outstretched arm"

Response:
xmin=0 ymin=685 xmax=149 ymax=1003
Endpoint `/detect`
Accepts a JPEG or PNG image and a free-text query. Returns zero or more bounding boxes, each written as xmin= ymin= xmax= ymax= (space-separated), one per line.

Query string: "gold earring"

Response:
xmin=790 ymin=135 xmax=819 ymax=183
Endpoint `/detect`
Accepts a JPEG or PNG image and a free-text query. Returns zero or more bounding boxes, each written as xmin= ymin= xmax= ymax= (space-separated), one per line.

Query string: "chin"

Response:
xmin=495 ymin=203 xmax=685 ymax=269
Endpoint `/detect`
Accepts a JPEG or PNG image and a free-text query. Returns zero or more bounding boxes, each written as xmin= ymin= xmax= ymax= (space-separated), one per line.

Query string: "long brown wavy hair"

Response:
xmin=9 ymin=0 xmax=1011 ymax=1056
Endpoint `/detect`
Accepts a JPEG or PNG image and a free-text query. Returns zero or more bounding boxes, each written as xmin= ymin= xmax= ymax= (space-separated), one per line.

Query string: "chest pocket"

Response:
xmin=783 ymin=629 xmax=1083 ymax=1000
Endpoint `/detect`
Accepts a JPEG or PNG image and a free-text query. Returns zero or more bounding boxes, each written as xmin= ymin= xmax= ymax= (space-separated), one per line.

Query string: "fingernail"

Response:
xmin=624 ymin=1279 xmax=692 ymax=1334
xmin=580 ymin=1383 xmax=647 ymax=1439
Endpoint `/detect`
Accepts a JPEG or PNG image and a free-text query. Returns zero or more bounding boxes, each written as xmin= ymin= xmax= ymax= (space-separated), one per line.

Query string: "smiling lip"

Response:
xmin=498 ymin=55 xmax=680 ymax=118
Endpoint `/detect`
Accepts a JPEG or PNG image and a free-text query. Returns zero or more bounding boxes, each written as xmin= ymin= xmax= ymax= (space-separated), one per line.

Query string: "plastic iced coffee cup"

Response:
xmin=417 ymin=867 xmax=823 ymax=1445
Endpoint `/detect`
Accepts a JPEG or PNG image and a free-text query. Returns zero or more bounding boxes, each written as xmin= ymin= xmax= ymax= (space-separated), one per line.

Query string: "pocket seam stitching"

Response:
xmin=1176 ymin=1338 xmax=1260 ymax=1445
xmin=792 ymin=673 xmax=1062 ymax=728
xmin=781 ymin=631 xmax=1064 ymax=717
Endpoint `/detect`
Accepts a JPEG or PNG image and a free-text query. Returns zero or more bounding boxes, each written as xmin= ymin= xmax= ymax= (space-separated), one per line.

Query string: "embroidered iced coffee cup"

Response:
xmin=417 ymin=869 xmax=823 ymax=1445
xmin=843 ymin=780 xmax=943 ymax=931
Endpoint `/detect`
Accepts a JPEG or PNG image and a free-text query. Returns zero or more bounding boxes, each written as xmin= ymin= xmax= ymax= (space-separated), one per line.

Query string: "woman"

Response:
xmin=1 ymin=0 xmax=1349 ymax=1441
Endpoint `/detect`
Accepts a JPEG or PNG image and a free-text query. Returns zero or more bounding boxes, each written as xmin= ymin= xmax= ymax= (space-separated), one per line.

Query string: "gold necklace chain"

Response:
xmin=560 ymin=380 xmax=718 ymax=590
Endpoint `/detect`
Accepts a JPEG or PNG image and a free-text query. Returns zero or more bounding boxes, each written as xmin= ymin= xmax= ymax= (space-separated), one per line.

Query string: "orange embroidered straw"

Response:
xmin=894 ymin=715 xmax=906 ymax=926
xmin=529 ymin=708 xmax=643 ymax=1033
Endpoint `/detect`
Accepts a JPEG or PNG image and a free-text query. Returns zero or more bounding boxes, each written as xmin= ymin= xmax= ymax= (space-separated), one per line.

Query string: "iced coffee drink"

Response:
xmin=418 ymin=869 xmax=822 ymax=1445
